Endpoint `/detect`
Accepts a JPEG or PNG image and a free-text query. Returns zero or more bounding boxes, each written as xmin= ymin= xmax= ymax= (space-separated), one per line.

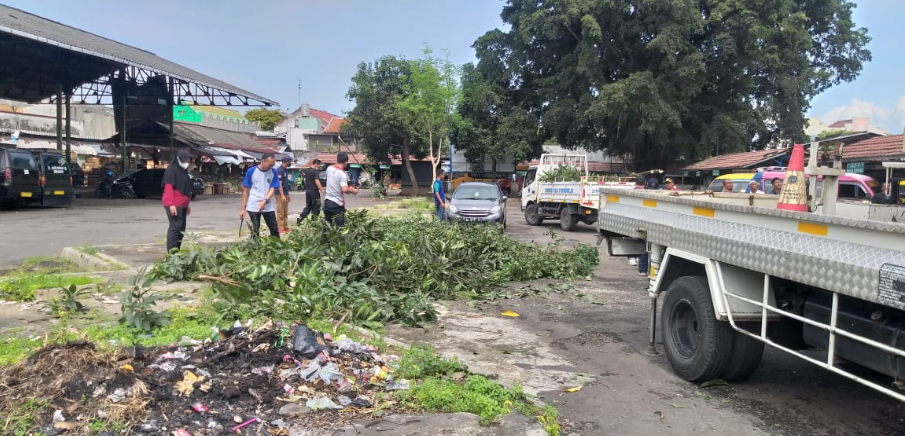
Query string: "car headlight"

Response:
xmin=449 ymin=204 xmax=458 ymax=214
xmin=491 ymin=205 xmax=500 ymax=214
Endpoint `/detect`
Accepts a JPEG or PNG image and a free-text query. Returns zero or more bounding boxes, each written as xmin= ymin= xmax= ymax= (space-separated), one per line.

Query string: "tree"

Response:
xmin=244 ymin=108 xmax=283 ymax=131
xmin=482 ymin=0 xmax=870 ymax=167
xmin=400 ymin=48 xmax=460 ymax=182
xmin=453 ymin=30 xmax=544 ymax=176
xmin=343 ymin=56 xmax=427 ymax=194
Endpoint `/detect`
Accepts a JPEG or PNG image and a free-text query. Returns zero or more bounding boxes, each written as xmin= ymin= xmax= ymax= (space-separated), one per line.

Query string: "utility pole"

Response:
xmin=121 ymin=95 xmax=127 ymax=174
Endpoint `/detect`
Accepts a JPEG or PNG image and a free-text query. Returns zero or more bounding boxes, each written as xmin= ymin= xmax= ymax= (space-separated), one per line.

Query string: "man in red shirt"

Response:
xmin=162 ymin=149 xmax=194 ymax=252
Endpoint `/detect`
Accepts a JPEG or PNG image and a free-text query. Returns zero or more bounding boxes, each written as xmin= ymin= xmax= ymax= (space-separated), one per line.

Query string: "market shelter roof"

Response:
xmin=842 ymin=134 xmax=905 ymax=162
xmin=683 ymin=148 xmax=791 ymax=171
xmin=0 ymin=4 xmax=276 ymax=106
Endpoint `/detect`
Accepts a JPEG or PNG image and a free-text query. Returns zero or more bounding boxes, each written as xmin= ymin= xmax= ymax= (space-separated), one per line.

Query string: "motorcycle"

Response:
xmin=95 ymin=175 xmax=135 ymax=199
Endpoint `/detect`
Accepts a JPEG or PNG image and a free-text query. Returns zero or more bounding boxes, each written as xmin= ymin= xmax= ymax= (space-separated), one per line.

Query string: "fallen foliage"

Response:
xmin=150 ymin=211 xmax=598 ymax=327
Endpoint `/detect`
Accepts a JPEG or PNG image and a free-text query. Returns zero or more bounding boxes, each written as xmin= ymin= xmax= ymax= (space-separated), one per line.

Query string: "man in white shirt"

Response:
xmin=323 ymin=152 xmax=359 ymax=229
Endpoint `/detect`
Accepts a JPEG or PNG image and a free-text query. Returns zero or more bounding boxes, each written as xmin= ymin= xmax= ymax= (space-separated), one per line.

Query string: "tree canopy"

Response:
xmin=343 ymin=56 xmax=428 ymax=193
xmin=400 ymin=48 xmax=461 ymax=180
xmin=453 ymin=30 xmax=544 ymax=167
xmin=244 ymin=108 xmax=283 ymax=131
xmin=480 ymin=0 xmax=871 ymax=167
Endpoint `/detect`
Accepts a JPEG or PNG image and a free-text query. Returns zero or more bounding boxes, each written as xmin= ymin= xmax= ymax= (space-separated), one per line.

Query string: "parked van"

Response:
xmin=37 ymin=152 xmax=74 ymax=207
xmin=0 ymin=147 xmax=41 ymax=208
xmin=752 ymin=170 xmax=878 ymax=201
xmin=707 ymin=173 xmax=754 ymax=192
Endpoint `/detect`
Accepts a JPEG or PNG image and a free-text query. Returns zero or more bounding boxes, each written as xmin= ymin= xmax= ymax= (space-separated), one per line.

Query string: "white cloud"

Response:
xmin=816 ymin=98 xmax=905 ymax=134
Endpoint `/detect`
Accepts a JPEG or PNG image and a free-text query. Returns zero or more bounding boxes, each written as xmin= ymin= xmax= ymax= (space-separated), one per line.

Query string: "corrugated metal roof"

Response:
xmin=0 ymin=4 xmax=276 ymax=105
xmin=170 ymin=122 xmax=274 ymax=151
xmin=684 ymin=148 xmax=791 ymax=171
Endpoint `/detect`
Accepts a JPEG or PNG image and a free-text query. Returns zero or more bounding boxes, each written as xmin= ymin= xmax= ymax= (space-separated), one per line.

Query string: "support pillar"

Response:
xmin=121 ymin=95 xmax=128 ymax=174
xmin=65 ymin=92 xmax=72 ymax=168
xmin=56 ymin=84 xmax=63 ymax=151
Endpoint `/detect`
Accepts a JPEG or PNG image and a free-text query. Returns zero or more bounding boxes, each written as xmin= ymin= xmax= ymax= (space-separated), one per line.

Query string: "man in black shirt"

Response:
xmin=298 ymin=159 xmax=324 ymax=223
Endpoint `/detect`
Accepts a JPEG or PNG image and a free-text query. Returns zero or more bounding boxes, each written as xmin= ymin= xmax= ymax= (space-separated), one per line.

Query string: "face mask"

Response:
xmin=179 ymin=161 xmax=189 ymax=170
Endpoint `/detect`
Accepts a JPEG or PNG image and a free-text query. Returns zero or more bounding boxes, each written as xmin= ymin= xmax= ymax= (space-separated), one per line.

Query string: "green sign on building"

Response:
xmin=846 ymin=162 xmax=864 ymax=174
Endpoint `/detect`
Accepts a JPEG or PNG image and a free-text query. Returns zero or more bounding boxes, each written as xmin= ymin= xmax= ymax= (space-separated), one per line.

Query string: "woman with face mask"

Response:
xmin=162 ymin=149 xmax=194 ymax=252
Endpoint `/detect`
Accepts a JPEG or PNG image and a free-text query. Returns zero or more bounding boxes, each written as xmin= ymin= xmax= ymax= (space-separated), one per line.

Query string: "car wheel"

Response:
xmin=560 ymin=207 xmax=577 ymax=231
xmin=136 ymin=194 xmax=147 ymax=199
xmin=525 ymin=203 xmax=543 ymax=226
xmin=661 ymin=276 xmax=734 ymax=382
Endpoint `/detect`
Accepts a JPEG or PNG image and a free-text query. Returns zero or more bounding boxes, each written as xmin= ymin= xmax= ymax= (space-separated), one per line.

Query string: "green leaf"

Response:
xmin=699 ymin=379 xmax=730 ymax=389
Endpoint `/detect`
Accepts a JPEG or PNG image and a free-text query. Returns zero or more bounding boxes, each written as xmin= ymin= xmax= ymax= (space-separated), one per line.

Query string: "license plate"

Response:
xmin=20 ymin=192 xmax=32 ymax=198
xmin=462 ymin=218 xmax=480 ymax=222
xmin=54 ymin=190 xmax=65 ymax=195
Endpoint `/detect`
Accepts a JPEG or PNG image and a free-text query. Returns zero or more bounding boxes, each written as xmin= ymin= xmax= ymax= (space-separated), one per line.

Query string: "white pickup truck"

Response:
xmin=521 ymin=154 xmax=604 ymax=231
xmin=596 ymin=147 xmax=905 ymax=402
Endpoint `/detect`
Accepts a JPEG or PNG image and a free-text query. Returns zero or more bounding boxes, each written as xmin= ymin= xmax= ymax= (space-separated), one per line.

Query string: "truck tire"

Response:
xmin=560 ymin=207 xmax=577 ymax=231
xmin=525 ymin=203 xmax=543 ymax=226
xmin=721 ymin=323 xmax=765 ymax=381
xmin=661 ymin=276 xmax=733 ymax=382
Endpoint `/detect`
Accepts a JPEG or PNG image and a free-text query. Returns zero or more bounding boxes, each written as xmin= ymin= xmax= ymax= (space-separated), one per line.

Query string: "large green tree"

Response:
xmin=453 ymin=30 xmax=544 ymax=175
xmin=244 ymin=108 xmax=283 ymax=131
xmin=343 ymin=56 xmax=427 ymax=194
xmin=484 ymin=0 xmax=870 ymax=167
xmin=400 ymin=48 xmax=461 ymax=181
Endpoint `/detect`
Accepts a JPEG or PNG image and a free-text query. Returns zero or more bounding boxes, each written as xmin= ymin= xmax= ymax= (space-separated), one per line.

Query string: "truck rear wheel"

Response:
xmin=560 ymin=207 xmax=577 ymax=231
xmin=525 ymin=203 xmax=543 ymax=226
xmin=661 ymin=276 xmax=733 ymax=382
xmin=721 ymin=323 xmax=765 ymax=381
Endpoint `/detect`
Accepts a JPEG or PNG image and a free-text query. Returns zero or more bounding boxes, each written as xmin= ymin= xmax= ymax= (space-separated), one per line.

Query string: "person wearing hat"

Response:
xmin=276 ymin=155 xmax=293 ymax=233
xmin=161 ymin=149 xmax=194 ymax=252
xmin=664 ymin=178 xmax=678 ymax=192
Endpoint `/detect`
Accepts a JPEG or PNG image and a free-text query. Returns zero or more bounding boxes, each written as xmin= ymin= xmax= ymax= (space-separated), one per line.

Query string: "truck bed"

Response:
xmin=597 ymin=187 xmax=905 ymax=310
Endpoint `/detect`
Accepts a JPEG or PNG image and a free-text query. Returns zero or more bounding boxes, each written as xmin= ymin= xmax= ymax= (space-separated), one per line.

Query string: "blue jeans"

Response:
xmin=435 ymin=205 xmax=447 ymax=221
xmin=638 ymin=253 xmax=649 ymax=275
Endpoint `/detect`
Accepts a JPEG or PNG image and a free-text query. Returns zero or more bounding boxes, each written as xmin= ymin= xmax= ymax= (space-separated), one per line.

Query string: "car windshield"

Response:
xmin=453 ymin=185 xmax=499 ymax=200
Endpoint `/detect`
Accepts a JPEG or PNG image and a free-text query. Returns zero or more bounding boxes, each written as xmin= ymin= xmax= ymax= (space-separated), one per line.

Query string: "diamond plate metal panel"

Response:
xmin=598 ymin=189 xmax=905 ymax=307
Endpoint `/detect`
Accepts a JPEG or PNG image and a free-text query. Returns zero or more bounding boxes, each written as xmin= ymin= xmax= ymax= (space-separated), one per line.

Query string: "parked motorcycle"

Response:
xmin=95 ymin=176 xmax=135 ymax=199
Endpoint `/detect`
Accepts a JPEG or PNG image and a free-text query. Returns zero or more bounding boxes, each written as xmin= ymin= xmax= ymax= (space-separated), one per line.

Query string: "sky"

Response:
xmin=3 ymin=0 xmax=904 ymax=134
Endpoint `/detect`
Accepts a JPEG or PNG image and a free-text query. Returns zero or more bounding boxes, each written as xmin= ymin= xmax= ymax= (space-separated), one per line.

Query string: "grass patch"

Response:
xmin=370 ymin=197 xmax=434 ymax=212
xmin=393 ymin=345 xmax=560 ymax=434
xmin=78 ymin=244 xmax=99 ymax=256
xmin=0 ymin=274 xmax=100 ymax=302
xmin=0 ymin=336 xmax=42 ymax=366
xmin=4 ymin=397 xmax=47 ymax=436
xmin=17 ymin=256 xmax=82 ymax=274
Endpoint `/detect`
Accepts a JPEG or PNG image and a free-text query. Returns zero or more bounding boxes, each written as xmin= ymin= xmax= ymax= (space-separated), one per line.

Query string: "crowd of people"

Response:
xmin=161 ymin=152 xmax=360 ymax=252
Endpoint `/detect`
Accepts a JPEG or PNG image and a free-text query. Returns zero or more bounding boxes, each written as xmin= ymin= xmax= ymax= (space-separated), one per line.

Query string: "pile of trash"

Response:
xmin=0 ymin=321 xmax=411 ymax=435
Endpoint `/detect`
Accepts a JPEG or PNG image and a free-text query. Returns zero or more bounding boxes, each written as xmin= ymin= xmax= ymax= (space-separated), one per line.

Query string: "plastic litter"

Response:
xmin=251 ymin=364 xmax=275 ymax=375
xmin=172 ymin=430 xmax=192 ymax=436
xmin=270 ymin=419 xmax=288 ymax=429
xmin=283 ymin=383 xmax=294 ymax=396
xmin=292 ymin=325 xmax=326 ymax=358
xmin=148 ymin=362 xmax=178 ymax=372
xmin=336 ymin=395 xmax=352 ymax=406
xmin=299 ymin=361 xmax=322 ymax=382
xmin=191 ymin=403 xmax=209 ymax=414
xmin=179 ymin=336 xmax=202 ymax=346
xmin=279 ymin=367 xmax=301 ymax=380
xmin=157 ymin=350 xmax=189 ymax=361
xmin=319 ymin=363 xmax=343 ymax=384
xmin=351 ymin=398 xmax=373 ymax=408
xmin=52 ymin=410 xmax=65 ymax=422
xmin=231 ymin=417 xmax=260 ymax=431
xmin=107 ymin=388 xmax=126 ymax=403
xmin=306 ymin=397 xmax=342 ymax=411
xmin=386 ymin=379 xmax=411 ymax=391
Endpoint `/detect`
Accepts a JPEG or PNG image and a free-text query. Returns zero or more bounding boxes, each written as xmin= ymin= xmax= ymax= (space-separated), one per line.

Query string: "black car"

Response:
xmin=0 ymin=147 xmax=41 ymax=208
xmin=120 ymin=169 xmax=204 ymax=199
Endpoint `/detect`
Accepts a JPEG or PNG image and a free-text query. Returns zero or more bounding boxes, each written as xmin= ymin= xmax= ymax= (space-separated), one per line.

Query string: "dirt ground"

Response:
xmin=388 ymin=203 xmax=905 ymax=436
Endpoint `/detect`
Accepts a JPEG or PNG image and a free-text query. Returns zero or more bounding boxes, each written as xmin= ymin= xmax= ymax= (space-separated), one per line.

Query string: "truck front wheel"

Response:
xmin=525 ymin=203 xmax=543 ymax=226
xmin=560 ymin=207 xmax=577 ymax=231
xmin=661 ymin=276 xmax=733 ymax=382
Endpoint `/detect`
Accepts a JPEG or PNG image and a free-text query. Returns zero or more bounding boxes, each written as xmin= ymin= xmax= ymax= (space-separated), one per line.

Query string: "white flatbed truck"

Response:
xmin=521 ymin=154 xmax=602 ymax=231
xmin=596 ymin=146 xmax=905 ymax=401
